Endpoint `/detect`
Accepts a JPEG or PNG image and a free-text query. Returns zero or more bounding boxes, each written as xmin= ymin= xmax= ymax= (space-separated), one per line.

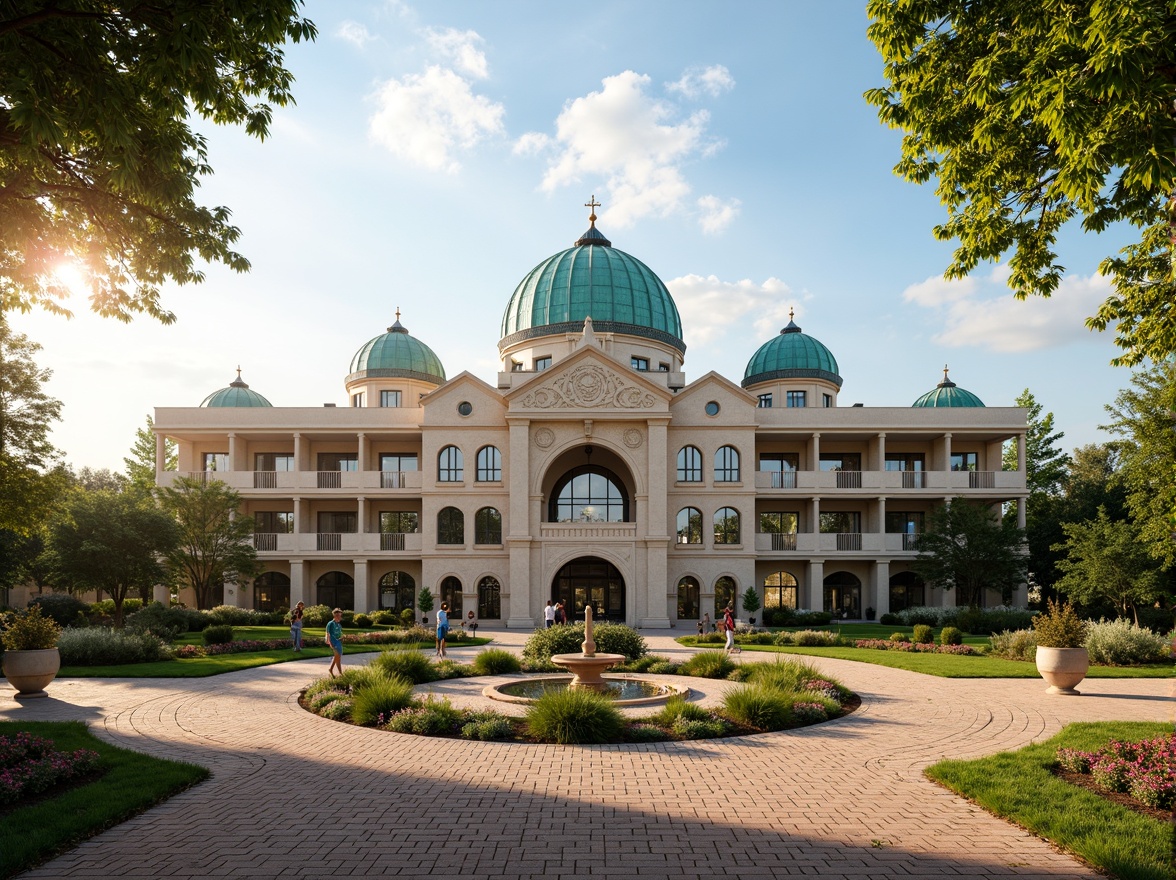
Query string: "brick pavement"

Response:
xmin=2 ymin=629 xmax=1172 ymax=879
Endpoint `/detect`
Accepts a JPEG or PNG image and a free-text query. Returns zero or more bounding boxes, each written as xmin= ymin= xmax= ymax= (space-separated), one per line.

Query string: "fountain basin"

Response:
xmin=550 ymin=651 xmax=626 ymax=690
xmin=484 ymin=675 xmax=691 ymax=707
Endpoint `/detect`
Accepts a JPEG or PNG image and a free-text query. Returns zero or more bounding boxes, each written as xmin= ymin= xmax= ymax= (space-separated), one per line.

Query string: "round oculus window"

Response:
xmin=704 ymin=401 xmax=720 ymax=416
xmin=457 ymin=401 xmax=473 ymax=416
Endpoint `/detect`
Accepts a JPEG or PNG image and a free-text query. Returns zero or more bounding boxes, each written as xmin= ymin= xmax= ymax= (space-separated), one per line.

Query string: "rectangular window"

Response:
xmin=757 ymin=393 xmax=773 ymax=408
xmin=658 ymin=362 xmax=670 ymax=372
xmin=511 ymin=360 xmax=524 ymax=371
xmin=379 ymin=511 xmax=419 ymax=533
xmin=823 ymin=394 xmax=832 ymax=408
xmin=951 ymin=451 xmax=979 ymax=471
xmin=631 ymin=356 xmax=649 ymax=371
xmin=380 ymin=390 xmax=402 ymax=407
xmin=318 ymin=453 xmax=358 ymax=471
xmin=533 ymin=356 xmax=551 ymax=371
xmin=255 ymin=511 xmax=293 ymax=533
xmin=317 ymin=511 xmax=357 ymax=533
xmin=379 ymin=453 xmax=418 ymax=472
xmin=884 ymin=453 xmax=925 ymax=471
xmin=758 ymin=453 xmax=799 ymax=472
xmin=885 ymin=512 xmax=924 ymax=534
xmin=255 ymin=453 xmax=295 ymax=471
xmin=351 ymin=392 xmax=364 ymax=408
xmin=786 ymin=391 xmax=806 ymax=408
xmin=202 ymin=452 xmax=229 ymax=471
xmin=819 ymin=511 xmax=861 ymax=533
xmin=819 ymin=453 xmax=861 ymax=471
xmin=758 ymin=512 xmax=799 ymax=534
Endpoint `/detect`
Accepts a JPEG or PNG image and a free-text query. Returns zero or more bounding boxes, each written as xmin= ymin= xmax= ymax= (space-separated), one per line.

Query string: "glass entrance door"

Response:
xmin=551 ymin=557 xmax=626 ymax=622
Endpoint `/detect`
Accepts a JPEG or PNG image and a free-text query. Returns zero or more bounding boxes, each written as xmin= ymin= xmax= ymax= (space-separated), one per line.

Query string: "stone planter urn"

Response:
xmin=1035 ymin=646 xmax=1089 ymax=695
xmin=2 ymin=648 xmax=61 ymax=698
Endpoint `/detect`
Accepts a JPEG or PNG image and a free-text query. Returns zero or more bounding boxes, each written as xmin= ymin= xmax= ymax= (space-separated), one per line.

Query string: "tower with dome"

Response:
xmin=153 ymin=203 xmax=1029 ymax=619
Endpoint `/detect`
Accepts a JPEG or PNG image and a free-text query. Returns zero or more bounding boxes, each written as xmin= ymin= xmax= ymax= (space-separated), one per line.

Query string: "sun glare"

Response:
xmin=52 ymin=261 xmax=91 ymax=298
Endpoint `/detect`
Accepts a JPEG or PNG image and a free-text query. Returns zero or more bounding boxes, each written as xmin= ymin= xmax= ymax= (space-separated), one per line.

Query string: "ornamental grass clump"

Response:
xmin=384 ymin=697 xmax=464 ymax=735
xmin=350 ymin=676 xmax=416 ymax=726
xmin=988 ymin=629 xmax=1037 ymax=661
xmin=1032 ymin=599 xmax=1087 ymax=648
xmin=793 ymin=629 xmax=841 ymax=647
xmin=471 ymin=648 xmax=521 ymax=675
xmin=1083 ymin=619 xmax=1170 ymax=666
xmin=372 ymin=646 xmax=437 ymax=684
xmin=649 ymin=695 xmax=711 ymax=726
xmin=678 ymin=650 xmax=736 ymax=679
xmin=525 ymin=687 xmax=625 ymax=744
xmin=720 ymin=684 xmax=795 ymax=731
xmin=0 ymin=606 xmax=61 ymax=651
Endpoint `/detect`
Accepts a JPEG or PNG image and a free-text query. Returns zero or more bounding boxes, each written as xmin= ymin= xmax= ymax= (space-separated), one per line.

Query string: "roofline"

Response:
xmin=498 ymin=320 xmax=686 ymax=354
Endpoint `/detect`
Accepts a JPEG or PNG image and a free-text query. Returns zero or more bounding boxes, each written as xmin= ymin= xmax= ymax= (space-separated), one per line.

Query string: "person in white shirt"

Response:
xmin=544 ymin=600 xmax=556 ymax=628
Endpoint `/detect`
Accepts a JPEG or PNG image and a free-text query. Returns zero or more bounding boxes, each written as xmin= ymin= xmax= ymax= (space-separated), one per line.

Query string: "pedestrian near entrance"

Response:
xmin=556 ymin=601 xmax=567 ymax=625
xmin=544 ymin=600 xmax=556 ymax=628
xmin=326 ymin=608 xmax=344 ymax=677
xmin=463 ymin=609 xmax=477 ymax=636
xmin=290 ymin=601 xmax=305 ymax=651
xmin=435 ymin=602 xmax=450 ymax=657
xmin=722 ymin=605 xmax=736 ymax=654
xmin=702 ymin=611 xmax=711 ymax=635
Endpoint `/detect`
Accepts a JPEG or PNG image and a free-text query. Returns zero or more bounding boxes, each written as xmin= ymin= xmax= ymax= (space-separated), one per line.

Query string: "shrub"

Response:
xmin=939 ymin=626 xmax=963 ymax=646
xmin=791 ymin=702 xmax=829 ymax=724
xmin=525 ymin=688 xmax=625 ymax=744
xmin=793 ymin=629 xmax=840 ymax=647
xmin=320 ymin=699 xmax=352 ymax=721
xmin=647 ymin=660 xmax=680 ymax=675
xmin=88 ymin=598 xmax=144 ymax=617
xmin=879 ymin=612 xmax=900 ymax=626
xmin=461 ymin=714 xmax=516 ymax=741
xmin=897 ymin=606 xmax=957 ymax=627
xmin=472 ymin=648 xmax=521 ymax=675
xmin=432 ymin=659 xmax=478 ymax=679
xmin=350 ymin=677 xmax=416 ymax=725
xmin=333 ymin=665 xmax=387 ymax=693
xmin=694 ymin=632 xmax=726 ymax=645
xmin=310 ymin=692 xmax=346 ymax=712
xmin=721 ymin=684 xmax=794 ymax=731
xmin=372 ymin=647 xmax=437 ymax=684
xmin=988 ymin=629 xmax=1037 ymax=661
xmin=1084 ymin=619 xmax=1170 ymax=665
xmin=301 ymin=604 xmax=334 ymax=627
xmin=911 ymin=624 xmax=934 ymax=645
xmin=772 ymin=631 xmax=794 ymax=646
xmin=28 ymin=594 xmax=89 ymax=628
xmin=672 ymin=717 xmax=730 ymax=739
xmin=1032 ymin=599 xmax=1088 ymax=648
xmin=649 ymin=695 xmax=711 ymax=726
xmin=398 ymin=608 xmax=416 ymax=628
xmin=889 ymin=632 xmax=910 ymax=642
xmin=207 ymin=605 xmax=262 ymax=626
xmin=626 ymin=723 xmax=670 ymax=742
xmin=726 ymin=666 xmax=754 ymax=681
xmin=125 ymin=603 xmax=188 ymax=640
xmin=794 ymin=610 xmax=833 ymax=626
xmin=522 ymin=624 xmax=583 ymax=664
xmin=57 ymin=627 xmax=171 ymax=665
xmin=0 ymin=606 xmax=61 ymax=650
xmin=384 ymin=697 xmax=464 ymax=734
xmin=954 ymin=605 xmax=1035 ymax=635
xmin=748 ymin=658 xmax=824 ymax=693
xmin=201 ymin=624 xmax=234 ymax=646
xmin=678 ymin=651 xmax=735 ymax=679
xmin=371 ymin=610 xmax=397 ymax=626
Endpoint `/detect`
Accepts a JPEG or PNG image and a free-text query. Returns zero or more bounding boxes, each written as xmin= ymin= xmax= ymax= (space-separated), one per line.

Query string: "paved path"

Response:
xmin=2 ymin=630 xmax=1172 ymax=879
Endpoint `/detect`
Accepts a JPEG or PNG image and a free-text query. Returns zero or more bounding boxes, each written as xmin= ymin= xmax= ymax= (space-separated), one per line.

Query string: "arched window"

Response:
xmin=676 ymin=507 xmax=702 ymax=544
xmin=379 ymin=571 xmax=415 ymax=611
xmin=316 ymin=570 xmax=354 ymax=610
xmin=713 ymin=576 xmax=737 ymax=616
xmin=548 ymin=466 xmax=629 ymax=523
xmin=438 ymin=445 xmax=463 ymax=482
xmin=478 ymin=576 xmax=501 ymax=619
xmin=823 ymin=571 xmax=862 ymax=619
xmin=437 ymin=507 xmax=464 ymax=545
xmin=889 ymin=571 xmax=925 ymax=613
xmin=476 ymin=446 xmax=501 ymax=482
xmin=714 ymin=507 xmax=740 ymax=545
xmin=763 ymin=571 xmax=798 ymax=612
xmin=253 ymin=571 xmax=290 ymax=613
xmin=676 ymin=576 xmax=700 ymax=620
xmin=715 ymin=445 xmax=740 ymax=482
xmin=440 ymin=576 xmax=463 ymax=616
xmin=677 ymin=445 xmax=702 ymax=482
xmin=474 ymin=507 xmax=502 ymax=544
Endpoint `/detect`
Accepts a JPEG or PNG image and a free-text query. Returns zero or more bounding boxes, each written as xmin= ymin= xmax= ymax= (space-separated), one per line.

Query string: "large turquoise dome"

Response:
xmin=912 ymin=367 xmax=985 ymax=407
xmin=499 ymin=222 xmax=685 ymax=353
xmin=742 ymin=317 xmax=842 ymax=388
xmin=348 ymin=316 xmax=446 ymax=384
xmin=200 ymin=371 xmax=272 ymax=407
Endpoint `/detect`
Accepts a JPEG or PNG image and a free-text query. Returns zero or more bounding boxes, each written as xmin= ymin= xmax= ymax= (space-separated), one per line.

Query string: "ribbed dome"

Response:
xmin=742 ymin=316 xmax=842 ymax=388
xmin=499 ymin=222 xmax=684 ymax=353
xmin=348 ymin=316 xmax=446 ymax=384
xmin=912 ymin=367 xmax=985 ymax=407
xmin=200 ymin=371 xmax=272 ymax=408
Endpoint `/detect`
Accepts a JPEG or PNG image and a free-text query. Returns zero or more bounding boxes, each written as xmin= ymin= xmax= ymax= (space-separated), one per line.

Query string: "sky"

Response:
xmin=11 ymin=0 xmax=1139 ymax=472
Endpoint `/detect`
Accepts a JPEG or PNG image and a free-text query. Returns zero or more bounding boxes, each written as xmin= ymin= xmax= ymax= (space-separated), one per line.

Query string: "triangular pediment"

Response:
xmin=675 ymin=370 xmax=757 ymax=405
xmin=421 ymin=372 xmax=506 ymax=425
xmin=506 ymin=347 xmax=672 ymax=413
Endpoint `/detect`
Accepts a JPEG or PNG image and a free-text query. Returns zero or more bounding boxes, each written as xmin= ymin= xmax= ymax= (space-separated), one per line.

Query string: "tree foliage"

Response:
xmin=866 ymin=1 xmax=1176 ymax=364
xmin=157 ymin=476 xmax=259 ymax=609
xmin=0 ymin=2 xmax=316 ymax=322
xmin=1002 ymin=389 xmax=1069 ymax=496
xmin=912 ymin=500 xmax=1027 ymax=606
xmin=125 ymin=415 xmax=175 ymax=492
xmin=47 ymin=487 xmax=177 ymax=626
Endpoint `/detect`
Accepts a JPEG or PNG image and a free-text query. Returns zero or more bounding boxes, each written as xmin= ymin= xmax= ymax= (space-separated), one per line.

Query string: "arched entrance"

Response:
xmin=253 ymin=572 xmax=290 ymax=613
xmin=823 ymin=571 xmax=861 ymax=619
xmin=551 ymin=557 xmax=625 ymax=621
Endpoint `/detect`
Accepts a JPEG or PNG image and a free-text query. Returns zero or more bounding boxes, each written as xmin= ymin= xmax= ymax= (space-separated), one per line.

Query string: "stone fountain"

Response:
xmin=549 ymin=605 xmax=625 ymax=691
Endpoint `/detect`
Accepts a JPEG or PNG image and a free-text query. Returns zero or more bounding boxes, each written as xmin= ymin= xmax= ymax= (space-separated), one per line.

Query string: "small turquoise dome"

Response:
xmin=742 ymin=316 xmax=842 ymax=388
xmin=348 ymin=315 xmax=446 ymax=385
xmin=499 ymin=220 xmax=685 ymax=353
xmin=200 ymin=371 xmax=272 ymax=408
xmin=912 ymin=367 xmax=985 ymax=407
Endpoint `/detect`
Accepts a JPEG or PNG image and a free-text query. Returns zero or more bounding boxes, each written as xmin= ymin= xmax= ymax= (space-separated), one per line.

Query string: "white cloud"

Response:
xmin=369 ymin=66 xmax=505 ymax=173
xmin=902 ymin=268 xmax=1114 ymax=352
xmin=696 ymin=195 xmax=741 ymax=234
xmin=667 ymin=65 xmax=735 ymax=98
xmin=425 ymin=27 xmax=488 ymax=79
xmin=512 ymin=131 xmax=550 ymax=157
xmin=336 ymin=20 xmax=375 ymax=49
xmin=668 ymin=274 xmax=797 ymax=347
xmin=527 ymin=70 xmax=733 ymax=229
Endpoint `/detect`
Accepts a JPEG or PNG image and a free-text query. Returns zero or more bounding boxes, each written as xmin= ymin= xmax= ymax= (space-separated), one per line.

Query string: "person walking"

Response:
xmin=463 ymin=609 xmax=477 ymax=636
xmin=544 ymin=600 xmax=556 ymax=628
xmin=702 ymin=611 xmax=711 ymax=635
xmin=555 ymin=600 xmax=567 ymax=625
xmin=722 ymin=605 xmax=736 ymax=654
xmin=290 ymin=601 xmax=305 ymax=652
xmin=435 ymin=602 xmax=450 ymax=657
xmin=325 ymin=608 xmax=344 ymax=677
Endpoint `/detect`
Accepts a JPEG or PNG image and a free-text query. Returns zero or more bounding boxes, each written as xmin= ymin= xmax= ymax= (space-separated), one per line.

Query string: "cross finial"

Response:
xmin=943 ymin=363 xmax=950 ymax=382
xmin=236 ymin=365 xmax=242 ymax=380
xmin=585 ymin=194 xmax=601 ymax=226
xmin=395 ymin=307 xmax=401 ymax=321
xmin=789 ymin=306 xmax=795 ymax=320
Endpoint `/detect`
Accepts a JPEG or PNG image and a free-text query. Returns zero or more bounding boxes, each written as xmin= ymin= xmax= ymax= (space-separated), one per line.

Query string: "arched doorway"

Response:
xmin=440 ymin=576 xmax=463 ymax=616
xmin=889 ymin=571 xmax=925 ymax=613
xmin=253 ymin=572 xmax=290 ymax=612
xmin=823 ymin=571 xmax=861 ymax=619
xmin=551 ymin=557 xmax=625 ymax=621
xmin=379 ymin=571 xmax=415 ymax=612
xmin=317 ymin=571 xmax=354 ymax=610
xmin=478 ymin=576 xmax=501 ymax=619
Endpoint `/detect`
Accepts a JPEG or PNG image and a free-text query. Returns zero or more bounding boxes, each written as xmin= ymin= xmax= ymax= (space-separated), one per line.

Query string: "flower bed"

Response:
xmin=0 ymin=732 xmax=101 ymax=805
xmin=1056 ymin=735 xmax=1176 ymax=810
xmin=853 ymin=639 xmax=978 ymax=655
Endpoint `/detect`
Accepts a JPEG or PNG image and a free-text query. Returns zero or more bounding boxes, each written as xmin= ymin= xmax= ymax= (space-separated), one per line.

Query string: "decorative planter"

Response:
xmin=2 ymin=648 xmax=61 ymax=698
xmin=1035 ymin=646 xmax=1089 ymax=695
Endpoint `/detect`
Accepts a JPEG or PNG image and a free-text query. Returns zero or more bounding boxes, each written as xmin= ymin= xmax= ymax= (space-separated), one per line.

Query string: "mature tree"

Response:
xmin=71 ymin=466 xmax=127 ymax=492
xmin=866 ymin=1 xmax=1176 ymax=364
xmin=0 ymin=317 xmax=67 ymax=532
xmin=158 ymin=476 xmax=259 ymax=609
xmin=47 ymin=488 xmax=178 ymax=626
xmin=1052 ymin=508 xmax=1166 ymax=624
xmin=912 ymin=500 xmax=1027 ymax=606
xmin=0 ymin=3 xmax=316 ymax=322
xmin=125 ymin=415 xmax=175 ymax=492
xmin=1103 ymin=361 xmax=1176 ymax=568
xmin=1003 ymin=390 xmax=1069 ymax=496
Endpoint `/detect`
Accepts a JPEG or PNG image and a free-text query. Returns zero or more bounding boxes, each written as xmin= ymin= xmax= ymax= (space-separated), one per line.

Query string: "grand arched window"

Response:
xmin=715 ymin=445 xmax=741 ymax=482
xmin=440 ymin=576 xmax=463 ymax=616
xmin=379 ymin=571 xmax=415 ymax=611
xmin=438 ymin=445 xmax=463 ymax=482
xmin=438 ymin=507 xmax=464 ymax=544
xmin=763 ymin=571 xmax=798 ymax=611
xmin=316 ymin=571 xmax=354 ymax=610
xmin=548 ymin=466 xmax=629 ymax=523
xmin=713 ymin=576 xmax=737 ymax=616
xmin=676 ymin=507 xmax=702 ymax=544
xmin=677 ymin=445 xmax=702 ymax=482
xmin=677 ymin=576 xmax=700 ymax=620
xmin=478 ymin=576 xmax=501 ymax=619
xmin=474 ymin=507 xmax=502 ymax=544
xmin=714 ymin=507 xmax=740 ymax=544
xmin=889 ymin=571 xmax=925 ymax=613
xmin=476 ymin=446 xmax=501 ymax=482
xmin=253 ymin=571 xmax=290 ymax=612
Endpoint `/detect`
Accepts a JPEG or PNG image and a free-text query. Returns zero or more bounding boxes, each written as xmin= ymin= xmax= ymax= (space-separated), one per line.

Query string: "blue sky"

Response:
xmin=13 ymin=0 xmax=1134 ymax=470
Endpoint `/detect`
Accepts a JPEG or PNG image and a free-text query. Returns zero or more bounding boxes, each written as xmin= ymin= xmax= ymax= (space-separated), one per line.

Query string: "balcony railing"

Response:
xmin=771 ymin=470 xmax=797 ymax=489
xmin=901 ymin=471 xmax=925 ymax=489
xmin=902 ymin=533 xmax=921 ymax=551
xmin=254 ymin=532 xmax=278 ymax=551
xmin=380 ymin=532 xmax=406 ymax=551
xmin=835 ymin=532 xmax=862 ymax=551
xmin=254 ymin=471 xmax=277 ymax=489
xmin=317 ymin=532 xmax=342 ymax=551
xmin=317 ymin=471 xmax=342 ymax=489
xmin=835 ymin=470 xmax=862 ymax=489
xmin=770 ymin=532 xmax=797 ymax=551
xmin=969 ymin=471 xmax=995 ymax=489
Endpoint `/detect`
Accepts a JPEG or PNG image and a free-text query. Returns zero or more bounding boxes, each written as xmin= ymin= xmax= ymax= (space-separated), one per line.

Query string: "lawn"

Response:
xmin=0 ymin=721 xmax=208 ymax=879
xmin=926 ymin=722 xmax=1174 ymax=880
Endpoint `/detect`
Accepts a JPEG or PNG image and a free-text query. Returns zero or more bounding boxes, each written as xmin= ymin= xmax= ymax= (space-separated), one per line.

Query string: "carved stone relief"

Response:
xmin=521 ymin=364 xmax=657 ymax=410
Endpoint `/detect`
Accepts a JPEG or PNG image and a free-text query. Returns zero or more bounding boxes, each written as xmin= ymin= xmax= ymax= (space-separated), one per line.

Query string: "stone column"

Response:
xmin=941 ymin=432 xmax=953 ymax=472
xmin=293 ymin=433 xmax=304 ymax=472
xmin=872 ymin=432 xmax=886 ymax=472
xmin=353 ymin=559 xmax=369 ymax=612
xmin=872 ymin=560 xmax=890 ymax=618
xmin=228 ymin=433 xmax=238 ymax=471
xmin=357 ymin=432 xmax=368 ymax=472
xmin=505 ymin=420 xmax=534 ymax=628
xmin=1017 ymin=433 xmax=1027 ymax=475
xmin=643 ymin=420 xmax=671 ymax=627
xmin=1017 ymin=497 xmax=1027 ymax=529
xmin=809 ymin=497 xmax=821 ymax=535
xmin=153 ymin=583 xmax=170 ymax=606
xmin=290 ymin=560 xmax=306 ymax=607
xmin=806 ymin=559 xmax=824 ymax=612
xmin=809 ymin=432 xmax=821 ymax=470
xmin=293 ymin=497 xmax=303 ymax=537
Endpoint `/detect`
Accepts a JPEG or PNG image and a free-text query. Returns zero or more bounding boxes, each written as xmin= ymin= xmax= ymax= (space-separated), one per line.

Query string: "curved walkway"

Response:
xmin=2 ymin=629 xmax=1172 ymax=879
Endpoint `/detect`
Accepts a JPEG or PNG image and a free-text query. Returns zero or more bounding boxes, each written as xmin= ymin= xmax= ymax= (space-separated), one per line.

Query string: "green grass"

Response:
xmin=0 ymin=721 xmax=208 ymax=879
xmin=926 ymin=722 xmax=1173 ymax=880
